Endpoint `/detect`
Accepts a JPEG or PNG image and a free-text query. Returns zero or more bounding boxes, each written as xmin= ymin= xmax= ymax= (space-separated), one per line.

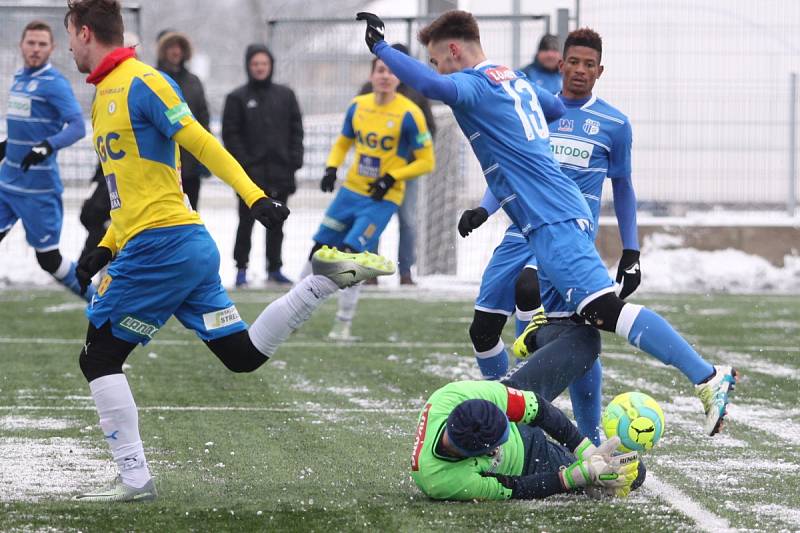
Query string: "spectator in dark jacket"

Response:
xmin=358 ymin=43 xmax=436 ymax=286
xmin=156 ymin=30 xmax=211 ymax=210
xmin=521 ymin=34 xmax=563 ymax=95
xmin=223 ymin=44 xmax=304 ymax=287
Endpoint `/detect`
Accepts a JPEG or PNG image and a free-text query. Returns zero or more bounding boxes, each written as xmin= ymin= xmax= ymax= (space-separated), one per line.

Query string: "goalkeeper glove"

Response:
xmin=457 ymin=207 xmax=489 ymax=238
xmin=368 ymin=174 xmax=395 ymax=200
xmin=20 ymin=140 xmax=53 ymax=171
xmin=355 ymin=12 xmax=386 ymax=53
xmin=561 ymin=436 xmax=640 ymax=497
xmin=250 ymin=197 xmax=290 ymax=229
xmin=76 ymin=246 xmax=113 ymax=295
xmin=320 ymin=167 xmax=337 ymax=192
xmin=0 ymin=139 xmax=6 ymax=162
xmin=615 ymin=249 xmax=641 ymax=300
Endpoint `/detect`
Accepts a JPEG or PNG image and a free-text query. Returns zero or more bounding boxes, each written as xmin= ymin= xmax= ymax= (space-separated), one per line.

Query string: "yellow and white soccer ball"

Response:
xmin=602 ymin=391 xmax=665 ymax=452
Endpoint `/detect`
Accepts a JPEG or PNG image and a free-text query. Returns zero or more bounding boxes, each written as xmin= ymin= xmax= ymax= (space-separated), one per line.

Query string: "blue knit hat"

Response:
xmin=446 ymin=399 xmax=510 ymax=457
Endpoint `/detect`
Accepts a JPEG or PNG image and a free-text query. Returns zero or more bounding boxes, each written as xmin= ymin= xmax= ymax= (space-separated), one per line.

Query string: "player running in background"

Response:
xmin=461 ymin=28 xmax=642 ymax=443
xmin=356 ymin=10 xmax=737 ymax=436
xmin=0 ymin=20 xmax=91 ymax=300
xmin=64 ymin=0 xmax=394 ymax=502
xmin=308 ymin=56 xmax=434 ymax=340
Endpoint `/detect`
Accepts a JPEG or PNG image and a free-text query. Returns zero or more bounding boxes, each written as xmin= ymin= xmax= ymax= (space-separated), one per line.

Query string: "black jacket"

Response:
xmin=222 ymin=44 xmax=304 ymax=195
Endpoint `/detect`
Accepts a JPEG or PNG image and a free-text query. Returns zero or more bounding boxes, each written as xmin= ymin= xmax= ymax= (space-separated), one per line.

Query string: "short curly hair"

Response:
xmin=563 ymin=27 xmax=602 ymax=62
xmin=418 ymin=10 xmax=480 ymax=46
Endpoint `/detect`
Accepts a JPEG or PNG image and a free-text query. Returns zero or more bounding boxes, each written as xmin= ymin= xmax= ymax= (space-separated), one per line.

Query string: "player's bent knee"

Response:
xmin=578 ymin=293 xmax=625 ymax=332
xmin=35 ymin=249 xmax=63 ymax=274
xmin=514 ymin=267 xmax=540 ymax=310
xmin=469 ymin=310 xmax=507 ymax=352
xmin=79 ymin=322 xmax=137 ymax=382
xmin=205 ymin=330 xmax=268 ymax=373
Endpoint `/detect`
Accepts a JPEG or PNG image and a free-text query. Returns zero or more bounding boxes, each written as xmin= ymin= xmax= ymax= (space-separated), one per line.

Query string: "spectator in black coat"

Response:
xmin=156 ymin=30 xmax=211 ymax=210
xmin=223 ymin=44 xmax=304 ymax=287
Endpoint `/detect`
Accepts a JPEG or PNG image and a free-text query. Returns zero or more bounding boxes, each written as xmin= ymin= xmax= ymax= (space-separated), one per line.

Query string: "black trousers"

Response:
xmin=182 ymin=175 xmax=201 ymax=211
xmin=79 ymin=179 xmax=111 ymax=264
xmin=233 ymin=190 xmax=289 ymax=272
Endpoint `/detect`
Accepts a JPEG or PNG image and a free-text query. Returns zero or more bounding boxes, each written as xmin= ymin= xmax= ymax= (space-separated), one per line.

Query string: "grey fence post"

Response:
xmin=557 ymin=8 xmax=570 ymax=51
xmin=512 ymin=0 xmax=521 ymax=69
xmin=790 ymin=72 xmax=797 ymax=216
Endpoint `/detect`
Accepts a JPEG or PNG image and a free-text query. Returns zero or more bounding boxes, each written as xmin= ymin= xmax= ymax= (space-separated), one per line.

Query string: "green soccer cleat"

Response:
xmin=72 ymin=476 xmax=158 ymax=503
xmin=510 ymin=306 xmax=548 ymax=359
xmin=312 ymin=246 xmax=395 ymax=289
xmin=695 ymin=365 xmax=738 ymax=436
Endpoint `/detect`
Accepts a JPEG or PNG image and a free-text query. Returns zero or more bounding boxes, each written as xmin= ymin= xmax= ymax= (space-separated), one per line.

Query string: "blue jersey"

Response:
xmin=548 ymin=94 xmax=632 ymax=231
xmin=1 ymin=63 xmax=84 ymax=194
xmin=448 ymin=62 xmax=590 ymax=233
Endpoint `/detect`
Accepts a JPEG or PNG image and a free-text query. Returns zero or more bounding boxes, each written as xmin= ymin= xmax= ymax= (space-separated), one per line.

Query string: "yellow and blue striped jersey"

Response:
xmin=326 ymin=92 xmax=434 ymax=205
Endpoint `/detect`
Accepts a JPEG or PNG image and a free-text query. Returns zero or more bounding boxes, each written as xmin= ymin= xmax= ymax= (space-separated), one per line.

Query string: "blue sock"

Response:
xmin=475 ymin=339 xmax=509 ymax=380
xmin=568 ymin=359 xmax=603 ymax=445
xmin=56 ymin=261 xmax=96 ymax=303
xmin=515 ymin=317 xmax=527 ymax=337
xmin=622 ymin=306 xmax=715 ymax=385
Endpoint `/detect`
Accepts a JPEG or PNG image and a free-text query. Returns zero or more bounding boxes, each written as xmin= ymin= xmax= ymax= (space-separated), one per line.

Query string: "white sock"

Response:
xmin=52 ymin=258 xmax=71 ymax=280
xmin=89 ymin=373 xmax=151 ymax=488
xmin=248 ymin=274 xmax=338 ymax=356
xmin=515 ymin=306 xmax=536 ymax=323
xmin=299 ymin=259 xmax=312 ymax=280
xmin=336 ymin=284 xmax=362 ymax=322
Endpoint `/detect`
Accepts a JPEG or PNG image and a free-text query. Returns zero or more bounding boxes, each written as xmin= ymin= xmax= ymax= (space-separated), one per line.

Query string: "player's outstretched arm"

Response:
xmin=356 ymin=13 xmax=459 ymax=105
xmin=174 ymin=121 xmax=266 ymax=207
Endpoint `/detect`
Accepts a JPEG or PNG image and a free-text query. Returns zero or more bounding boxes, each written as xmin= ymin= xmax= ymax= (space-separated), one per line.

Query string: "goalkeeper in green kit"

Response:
xmin=410 ymin=379 xmax=643 ymax=500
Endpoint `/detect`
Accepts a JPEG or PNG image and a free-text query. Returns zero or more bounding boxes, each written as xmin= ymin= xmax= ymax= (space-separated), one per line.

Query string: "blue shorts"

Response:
xmin=475 ymin=225 xmax=537 ymax=316
xmin=87 ymin=224 xmax=247 ymax=345
xmin=532 ymin=219 xmax=615 ymax=315
xmin=313 ymin=187 xmax=397 ymax=252
xmin=0 ymin=188 xmax=62 ymax=251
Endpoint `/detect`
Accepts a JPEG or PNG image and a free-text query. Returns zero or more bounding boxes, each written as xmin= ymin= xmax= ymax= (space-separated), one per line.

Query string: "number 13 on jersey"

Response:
xmin=501 ymin=79 xmax=549 ymax=141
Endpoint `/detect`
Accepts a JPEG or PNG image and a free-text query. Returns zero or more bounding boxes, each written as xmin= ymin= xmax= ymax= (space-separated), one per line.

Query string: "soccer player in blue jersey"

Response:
xmin=356 ymin=10 xmax=737 ymax=437
xmin=460 ymin=28 xmax=643 ymax=443
xmin=0 ymin=20 xmax=92 ymax=301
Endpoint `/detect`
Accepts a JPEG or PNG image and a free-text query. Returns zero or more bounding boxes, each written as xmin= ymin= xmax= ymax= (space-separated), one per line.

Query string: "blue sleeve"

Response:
xmin=374 ymin=41 xmax=459 ymax=105
xmin=341 ymin=102 xmax=357 ymax=138
xmin=45 ymin=76 xmax=85 ymax=150
xmin=479 ymin=187 xmax=501 ymax=215
xmin=129 ymin=74 xmax=192 ymax=139
xmin=612 ymin=176 xmax=639 ymax=250
xmin=400 ymin=111 xmax=423 ymax=150
xmin=532 ymin=84 xmax=565 ymax=122
xmin=608 ymin=120 xmax=632 ymax=179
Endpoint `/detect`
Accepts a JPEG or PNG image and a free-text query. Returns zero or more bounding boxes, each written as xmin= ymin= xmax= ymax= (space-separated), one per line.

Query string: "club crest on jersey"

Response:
xmin=483 ymin=66 xmax=518 ymax=84
xmin=26 ymin=80 xmax=38 ymax=92
xmin=582 ymin=119 xmax=601 ymax=135
xmin=558 ymin=119 xmax=574 ymax=132
xmin=108 ymin=100 xmax=116 ymax=114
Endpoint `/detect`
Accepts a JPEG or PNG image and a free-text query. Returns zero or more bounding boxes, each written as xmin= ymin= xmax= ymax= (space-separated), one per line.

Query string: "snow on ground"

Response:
xmin=2 ymin=194 xmax=800 ymax=294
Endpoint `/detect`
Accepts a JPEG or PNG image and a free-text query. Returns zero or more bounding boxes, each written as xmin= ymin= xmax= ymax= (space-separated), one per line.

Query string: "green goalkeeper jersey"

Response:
xmin=410 ymin=380 xmax=539 ymax=500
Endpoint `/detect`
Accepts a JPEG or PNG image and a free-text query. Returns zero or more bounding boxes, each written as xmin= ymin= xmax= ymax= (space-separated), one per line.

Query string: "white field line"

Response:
xmin=0 ymin=405 xmax=421 ymax=413
xmin=0 ymin=337 xmax=470 ymax=349
xmin=644 ymin=473 xmax=735 ymax=533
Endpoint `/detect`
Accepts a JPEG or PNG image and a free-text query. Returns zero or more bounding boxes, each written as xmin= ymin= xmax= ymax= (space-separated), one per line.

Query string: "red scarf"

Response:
xmin=87 ymin=47 xmax=136 ymax=85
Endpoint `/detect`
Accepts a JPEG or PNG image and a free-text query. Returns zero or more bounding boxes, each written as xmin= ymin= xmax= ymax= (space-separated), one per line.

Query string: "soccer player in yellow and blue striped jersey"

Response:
xmin=312 ymin=56 xmax=435 ymax=340
xmin=64 ymin=0 xmax=395 ymax=503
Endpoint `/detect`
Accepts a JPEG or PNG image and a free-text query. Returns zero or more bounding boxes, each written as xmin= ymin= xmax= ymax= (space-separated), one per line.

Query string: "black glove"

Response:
xmin=368 ymin=174 xmax=395 ymax=200
xmin=615 ymin=249 xmax=641 ymax=300
xmin=250 ymin=197 xmax=290 ymax=229
xmin=76 ymin=246 xmax=113 ymax=295
xmin=0 ymin=139 xmax=6 ymax=162
xmin=355 ymin=12 xmax=385 ymax=53
xmin=481 ymin=472 xmax=518 ymax=493
xmin=457 ymin=207 xmax=489 ymax=237
xmin=320 ymin=167 xmax=337 ymax=192
xmin=20 ymin=140 xmax=53 ymax=171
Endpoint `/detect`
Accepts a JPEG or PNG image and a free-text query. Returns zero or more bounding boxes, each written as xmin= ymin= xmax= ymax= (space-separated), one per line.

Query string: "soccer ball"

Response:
xmin=602 ymin=392 xmax=665 ymax=452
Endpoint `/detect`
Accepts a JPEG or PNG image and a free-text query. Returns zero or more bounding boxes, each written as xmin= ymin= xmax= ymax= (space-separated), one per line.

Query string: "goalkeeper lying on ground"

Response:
xmin=411 ymin=380 xmax=642 ymax=500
